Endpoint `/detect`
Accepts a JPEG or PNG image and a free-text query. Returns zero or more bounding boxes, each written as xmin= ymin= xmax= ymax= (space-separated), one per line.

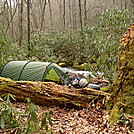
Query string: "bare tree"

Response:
xmin=4 ymin=0 xmax=18 ymax=36
xmin=27 ymin=0 xmax=31 ymax=52
xmin=30 ymin=2 xmax=38 ymax=30
xmin=84 ymin=0 xmax=87 ymax=26
xmin=18 ymin=0 xmax=23 ymax=48
xmin=63 ymin=0 xmax=66 ymax=30
xmin=68 ymin=0 xmax=72 ymax=29
xmin=78 ymin=0 xmax=83 ymax=30
xmin=48 ymin=0 xmax=53 ymax=30
xmin=40 ymin=0 xmax=47 ymax=30
xmin=72 ymin=0 xmax=77 ymax=30
xmin=57 ymin=0 xmax=62 ymax=30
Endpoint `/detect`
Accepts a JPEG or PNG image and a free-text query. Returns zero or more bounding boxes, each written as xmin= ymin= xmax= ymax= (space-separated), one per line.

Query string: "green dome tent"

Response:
xmin=0 ymin=61 xmax=67 ymax=84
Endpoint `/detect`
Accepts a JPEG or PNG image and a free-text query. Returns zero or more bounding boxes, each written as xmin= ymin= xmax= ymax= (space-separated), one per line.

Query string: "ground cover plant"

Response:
xmin=0 ymin=94 xmax=53 ymax=134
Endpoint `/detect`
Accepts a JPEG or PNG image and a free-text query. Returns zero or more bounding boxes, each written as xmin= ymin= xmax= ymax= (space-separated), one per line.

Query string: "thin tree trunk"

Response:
xmin=9 ymin=0 xmax=14 ymax=40
xmin=124 ymin=0 xmax=127 ymax=9
xmin=27 ymin=0 xmax=31 ymax=52
xmin=68 ymin=0 xmax=72 ymax=29
xmin=4 ymin=0 xmax=18 ymax=36
xmin=48 ymin=0 xmax=53 ymax=30
xmin=63 ymin=0 xmax=65 ymax=30
xmin=40 ymin=0 xmax=47 ymax=30
xmin=30 ymin=2 xmax=38 ymax=30
xmin=18 ymin=0 xmax=23 ymax=48
xmin=72 ymin=0 xmax=77 ymax=30
xmin=84 ymin=0 xmax=87 ymax=26
xmin=78 ymin=0 xmax=83 ymax=31
xmin=57 ymin=0 xmax=62 ymax=30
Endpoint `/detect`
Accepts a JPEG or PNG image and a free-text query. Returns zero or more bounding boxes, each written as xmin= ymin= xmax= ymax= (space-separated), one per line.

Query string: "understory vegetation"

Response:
xmin=0 ymin=8 xmax=133 ymax=82
xmin=0 ymin=94 xmax=53 ymax=134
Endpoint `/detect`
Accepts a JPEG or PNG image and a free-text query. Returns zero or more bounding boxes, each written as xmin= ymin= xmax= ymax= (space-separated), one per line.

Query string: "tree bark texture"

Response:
xmin=78 ymin=0 xmax=83 ymax=31
xmin=107 ymin=24 xmax=134 ymax=123
xmin=48 ymin=0 xmax=53 ymax=30
xmin=27 ymin=0 xmax=31 ymax=52
xmin=18 ymin=0 xmax=23 ymax=48
xmin=0 ymin=77 xmax=110 ymax=109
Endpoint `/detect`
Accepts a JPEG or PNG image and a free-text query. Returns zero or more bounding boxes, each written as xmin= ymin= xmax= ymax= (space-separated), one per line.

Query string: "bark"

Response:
xmin=18 ymin=0 xmax=23 ymax=48
xmin=27 ymin=0 xmax=31 ymax=52
xmin=57 ymin=0 xmax=62 ymax=30
xmin=63 ymin=0 xmax=66 ymax=30
xmin=0 ymin=77 xmax=110 ymax=109
xmin=68 ymin=0 xmax=72 ymax=29
xmin=78 ymin=0 xmax=83 ymax=31
xmin=84 ymin=0 xmax=87 ymax=26
xmin=40 ymin=0 xmax=47 ymax=30
xmin=48 ymin=0 xmax=53 ymax=30
xmin=72 ymin=0 xmax=77 ymax=30
xmin=107 ymin=24 xmax=134 ymax=124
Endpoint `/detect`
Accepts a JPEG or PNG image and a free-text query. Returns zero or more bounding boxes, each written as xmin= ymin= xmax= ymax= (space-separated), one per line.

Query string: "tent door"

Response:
xmin=45 ymin=68 xmax=61 ymax=83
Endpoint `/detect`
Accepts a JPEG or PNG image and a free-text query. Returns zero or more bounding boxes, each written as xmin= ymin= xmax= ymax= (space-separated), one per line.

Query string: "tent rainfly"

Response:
xmin=0 ymin=61 xmax=67 ymax=84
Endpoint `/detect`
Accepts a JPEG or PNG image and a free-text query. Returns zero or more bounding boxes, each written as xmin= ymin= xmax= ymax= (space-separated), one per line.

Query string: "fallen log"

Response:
xmin=0 ymin=77 xmax=111 ymax=109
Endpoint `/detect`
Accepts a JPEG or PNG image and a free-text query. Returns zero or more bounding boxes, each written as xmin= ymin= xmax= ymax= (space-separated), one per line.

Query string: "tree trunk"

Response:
xmin=107 ymin=24 xmax=134 ymax=124
xmin=48 ymin=0 xmax=53 ymax=30
xmin=40 ymin=0 xmax=47 ymax=30
xmin=63 ymin=0 xmax=66 ymax=30
xmin=68 ymin=0 xmax=72 ymax=29
xmin=84 ymin=0 xmax=87 ymax=26
xmin=0 ymin=77 xmax=110 ymax=109
xmin=18 ymin=0 xmax=23 ymax=48
xmin=27 ymin=0 xmax=31 ymax=52
xmin=72 ymin=0 xmax=77 ymax=30
xmin=78 ymin=0 xmax=83 ymax=31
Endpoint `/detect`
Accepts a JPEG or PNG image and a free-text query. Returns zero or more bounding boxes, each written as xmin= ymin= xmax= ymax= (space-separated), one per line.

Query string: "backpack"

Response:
xmin=72 ymin=77 xmax=88 ymax=88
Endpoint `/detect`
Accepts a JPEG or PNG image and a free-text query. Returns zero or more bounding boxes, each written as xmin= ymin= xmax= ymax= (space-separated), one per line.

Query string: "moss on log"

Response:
xmin=0 ymin=77 xmax=110 ymax=109
xmin=107 ymin=24 xmax=134 ymax=124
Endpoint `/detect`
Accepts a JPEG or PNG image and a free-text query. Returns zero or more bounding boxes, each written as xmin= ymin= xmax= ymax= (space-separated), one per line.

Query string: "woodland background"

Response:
xmin=0 ymin=0 xmax=134 ymax=133
xmin=0 ymin=0 xmax=134 ymax=82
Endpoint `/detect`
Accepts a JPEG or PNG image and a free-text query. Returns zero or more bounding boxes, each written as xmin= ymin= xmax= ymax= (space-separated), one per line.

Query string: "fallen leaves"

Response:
xmin=12 ymin=102 xmax=134 ymax=134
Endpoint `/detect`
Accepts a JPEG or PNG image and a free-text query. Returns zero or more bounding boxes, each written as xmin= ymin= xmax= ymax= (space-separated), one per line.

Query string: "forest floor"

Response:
xmin=13 ymin=102 xmax=134 ymax=134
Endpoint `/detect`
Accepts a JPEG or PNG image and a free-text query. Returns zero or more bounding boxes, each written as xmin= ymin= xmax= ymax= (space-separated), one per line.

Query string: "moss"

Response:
xmin=0 ymin=77 xmax=13 ymax=83
xmin=100 ymin=86 xmax=112 ymax=93
xmin=72 ymin=101 xmax=81 ymax=107
xmin=57 ymin=97 xmax=70 ymax=102
xmin=110 ymin=102 xmax=125 ymax=125
xmin=108 ymin=25 xmax=134 ymax=124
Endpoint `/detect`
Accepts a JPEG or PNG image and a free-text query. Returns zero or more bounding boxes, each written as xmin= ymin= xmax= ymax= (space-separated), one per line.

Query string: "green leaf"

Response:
xmin=1 ymin=117 xmax=5 ymax=129
xmin=45 ymin=125 xmax=48 ymax=132
xmin=0 ymin=97 xmax=4 ymax=101
xmin=48 ymin=114 xmax=53 ymax=126
xmin=41 ymin=116 xmax=46 ymax=128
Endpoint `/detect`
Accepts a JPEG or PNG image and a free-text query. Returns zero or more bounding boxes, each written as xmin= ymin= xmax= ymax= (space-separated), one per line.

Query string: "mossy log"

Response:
xmin=0 ymin=77 xmax=110 ymax=109
xmin=107 ymin=24 xmax=134 ymax=124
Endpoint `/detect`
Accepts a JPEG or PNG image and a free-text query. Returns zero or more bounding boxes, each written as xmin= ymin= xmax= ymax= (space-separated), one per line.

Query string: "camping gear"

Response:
xmin=72 ymin=77 xmax=100 ymax=89
xmin=72 ymin=77 xmax=88 ymax=88
xmin=0 ymin=61 xmax=67 ymax=84
xmin=66 ymin=76 xmax=75 ymax=86
xmin=87 ymin=84 xmax=100 ymax=90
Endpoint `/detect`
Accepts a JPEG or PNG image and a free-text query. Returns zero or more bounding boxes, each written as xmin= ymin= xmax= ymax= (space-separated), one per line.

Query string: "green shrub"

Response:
xmin=83 ymin=8 xmax=134 ymax=82
xmin=0 ymin=94 xmax=53 ymax=134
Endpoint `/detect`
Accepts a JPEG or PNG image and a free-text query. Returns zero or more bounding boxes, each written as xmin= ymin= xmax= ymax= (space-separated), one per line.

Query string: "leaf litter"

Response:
xmin=12 ymin=102 xmax=134 ymax=134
